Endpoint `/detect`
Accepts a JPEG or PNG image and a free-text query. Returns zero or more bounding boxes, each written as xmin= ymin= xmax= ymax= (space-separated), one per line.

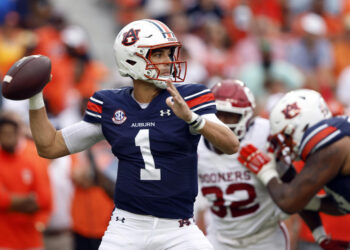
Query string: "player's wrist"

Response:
xmin=186 ymin=111 xmax=198 ymax=124
xmin=312 ymin=226 xmax=327 ymax=244
xmin=29 ymin=91 xmax=44 ymax=110
xmin=257 ymin=153 xmax=278 ymax=185
xmin=187 ymin=111 xmax=206 ymax=132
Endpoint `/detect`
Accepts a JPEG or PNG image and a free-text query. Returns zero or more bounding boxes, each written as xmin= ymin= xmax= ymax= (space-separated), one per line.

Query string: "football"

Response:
xmin=1 ymin=55 xmax=51 ymax=100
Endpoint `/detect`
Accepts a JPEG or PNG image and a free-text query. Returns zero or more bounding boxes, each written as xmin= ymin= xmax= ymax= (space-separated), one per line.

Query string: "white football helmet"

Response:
xmin=269 ymin=89 xmax=331 ymax=158
xmin=113 ymin=19 xmax=187 ymax=89
xmin=211 ymin=79 xmax=256 ymax=140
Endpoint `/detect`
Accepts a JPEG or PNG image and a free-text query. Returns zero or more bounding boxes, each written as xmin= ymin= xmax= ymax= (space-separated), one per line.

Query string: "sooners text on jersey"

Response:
xmin=197 ymin=118 xmax=285 ymax=239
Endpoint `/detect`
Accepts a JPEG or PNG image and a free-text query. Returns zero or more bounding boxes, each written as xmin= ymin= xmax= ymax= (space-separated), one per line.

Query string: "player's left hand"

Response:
xmin=238 ymin=144 xmax=278 ymax=185
xmin=319 ymin=238 xmax=350 ymax=250
xmin=165 ymin=79 xmax=192 ymax=122
xmin=238 ymin=144 xmax=270 ymax=174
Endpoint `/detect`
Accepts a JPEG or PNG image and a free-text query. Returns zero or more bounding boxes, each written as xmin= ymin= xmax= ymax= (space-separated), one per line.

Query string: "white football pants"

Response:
xmin=99 ymin=208 xmax=213 ymax=250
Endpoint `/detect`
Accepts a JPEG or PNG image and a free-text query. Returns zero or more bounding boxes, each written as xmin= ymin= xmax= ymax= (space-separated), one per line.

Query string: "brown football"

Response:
xmin=1 ymin=55 xmax=51 ymax=100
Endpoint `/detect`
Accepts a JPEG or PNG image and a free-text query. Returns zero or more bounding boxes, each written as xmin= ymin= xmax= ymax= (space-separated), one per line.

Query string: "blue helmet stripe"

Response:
xmin=146 ymin=20 xmax=166 ymax=38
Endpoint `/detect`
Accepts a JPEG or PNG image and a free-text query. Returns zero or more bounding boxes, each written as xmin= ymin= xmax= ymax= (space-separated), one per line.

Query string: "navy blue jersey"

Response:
xmin=83 ymin=83 xmax=216 ymax=218
xmin=298 ymin=116 xmax=350 ymax=213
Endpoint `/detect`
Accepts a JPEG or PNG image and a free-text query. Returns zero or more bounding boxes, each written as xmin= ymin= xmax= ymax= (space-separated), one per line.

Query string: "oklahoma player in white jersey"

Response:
xmin=197 ymin=80 xmax=290 ymax=250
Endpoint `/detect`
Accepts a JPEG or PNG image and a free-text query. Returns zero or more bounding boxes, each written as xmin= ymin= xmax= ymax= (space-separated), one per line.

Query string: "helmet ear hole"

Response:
xmin=126 ymin=60 xmax=136 ymax=66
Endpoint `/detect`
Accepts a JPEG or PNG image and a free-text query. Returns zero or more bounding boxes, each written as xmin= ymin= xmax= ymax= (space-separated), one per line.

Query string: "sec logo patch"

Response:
xmin=112 ymin=109 xmax=127 ymax=125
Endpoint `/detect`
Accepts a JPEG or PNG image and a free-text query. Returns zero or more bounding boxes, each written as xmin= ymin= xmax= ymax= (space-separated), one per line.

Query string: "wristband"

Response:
xmin=187 ymin=111 xmax=199 ymax=124
xmin=187 ymin=111 xmax=206 ymax=132
xmin=29 ymin=92 xmax=45 ymax=110
xmin=257 ymin=159 xmax=279 ymax=185
xmin=304 ymin=196 xmax=321 ymax=211
xmin=256 ymin=152 xmax=278 ymax=185
xmin=312 ymin=226 xmax=327 ymax=244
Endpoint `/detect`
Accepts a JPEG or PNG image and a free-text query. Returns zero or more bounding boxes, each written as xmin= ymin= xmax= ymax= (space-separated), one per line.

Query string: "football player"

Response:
xmin=197 ymin=80 xmax=290 ymax=250
xmin=27 ymin=19 xmax=239 ymax=249
xmin=238 ymin=89 xmax=350 ymax=249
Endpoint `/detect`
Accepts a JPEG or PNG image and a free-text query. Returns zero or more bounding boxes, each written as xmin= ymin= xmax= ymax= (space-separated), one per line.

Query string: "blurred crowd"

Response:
xmin=2 ymin=0 xmax=350 ymax=117
xmin=1 ymin=0 xmax=350 ymax=249
xmin=112 ymin=0 xmax=350 ymax=118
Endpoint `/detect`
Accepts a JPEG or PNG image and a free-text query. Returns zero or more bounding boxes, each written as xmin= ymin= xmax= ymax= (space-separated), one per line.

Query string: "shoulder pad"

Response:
xmin=177 ymin=83 xmax=216 ymax=114
xmin=299 ymin=118 xmax=343 ymax=161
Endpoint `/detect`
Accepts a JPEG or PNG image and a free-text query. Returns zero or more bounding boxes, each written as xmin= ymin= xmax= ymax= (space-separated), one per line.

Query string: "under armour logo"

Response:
xmin=160 ymin=109 xmax=171 ymax=117
xmin=116 ymin=216 xmax=125 ymax=223
xmin=178 ymin=219 xmax=191 ymax=227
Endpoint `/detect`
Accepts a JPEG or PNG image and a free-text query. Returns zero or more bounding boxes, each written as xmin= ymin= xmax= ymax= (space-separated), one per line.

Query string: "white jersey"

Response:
xmin=197 ymin=117 xmax=287 ymax=242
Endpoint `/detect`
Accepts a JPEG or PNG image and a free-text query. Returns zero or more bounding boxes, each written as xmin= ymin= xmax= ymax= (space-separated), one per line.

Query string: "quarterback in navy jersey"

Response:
xmin=238 ymin=89 xmax=350 ymax=249
xmin=27 ymin=19 xmax=238 ymax=250
xmin=84 ymin=83 xmax=219 ymax=219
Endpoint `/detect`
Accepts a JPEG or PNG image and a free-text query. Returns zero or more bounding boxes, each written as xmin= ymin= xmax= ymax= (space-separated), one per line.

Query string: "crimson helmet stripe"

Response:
xmin=146 ymin=19 xmax=174 ymax=39
xmin=300 ymin=126 xmax=338 ymax=160
xmin=186 ymin=93 xmax=215 ymax=109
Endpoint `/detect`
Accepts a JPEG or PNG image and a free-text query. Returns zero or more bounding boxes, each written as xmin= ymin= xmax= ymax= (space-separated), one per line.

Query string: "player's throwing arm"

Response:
xmin=1 ymin=55 xmax=70 ymax=159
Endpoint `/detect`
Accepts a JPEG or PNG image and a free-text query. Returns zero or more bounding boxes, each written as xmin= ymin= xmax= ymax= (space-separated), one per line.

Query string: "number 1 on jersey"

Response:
xmin=135 ymin=129 xmax=161 ymax=180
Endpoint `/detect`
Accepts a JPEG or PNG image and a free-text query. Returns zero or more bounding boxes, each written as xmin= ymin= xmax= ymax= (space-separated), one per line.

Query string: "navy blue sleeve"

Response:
xmin=298 ymin=117 xmax=346 ymax=161
xmin=179 ymin=83 xmax=216 ymax=115
xmin=83 ymin=91 xmax=104 ymax=124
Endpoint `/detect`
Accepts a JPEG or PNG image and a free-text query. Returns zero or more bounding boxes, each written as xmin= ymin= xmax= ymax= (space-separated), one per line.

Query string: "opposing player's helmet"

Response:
xmin=113 ymin=19 xmax=187 ymax=89
xmin=269 ymin=89 xmax=331 ymax=158
xmin=211 ymin=79 xmax=255 ymax=140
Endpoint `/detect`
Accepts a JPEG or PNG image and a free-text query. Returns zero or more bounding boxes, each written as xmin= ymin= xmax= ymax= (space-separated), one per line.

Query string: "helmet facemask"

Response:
xmin=211 ymin=79 xmax=256 ymax=140
xmin=216 ymin=105 xmax=254 ymax=140
xmin=136 ymin=45 xmax=187 ymax=88
xmin=268 ymin=126 xmax=298 ymax=165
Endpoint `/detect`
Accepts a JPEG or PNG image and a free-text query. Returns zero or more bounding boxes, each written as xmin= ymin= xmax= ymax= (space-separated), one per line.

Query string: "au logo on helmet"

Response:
xmin=122 ymin=28 xmax=140 ymax=46
xmin=282 ymin=102 xmax=300 ymax=119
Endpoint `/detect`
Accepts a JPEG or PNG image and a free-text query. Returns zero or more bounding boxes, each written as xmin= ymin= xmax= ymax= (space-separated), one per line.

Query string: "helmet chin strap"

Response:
xmin=146 ymin=78 xmax=168 ymax=89
xmin=134 ymin=73 xmax=168 ymax=89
